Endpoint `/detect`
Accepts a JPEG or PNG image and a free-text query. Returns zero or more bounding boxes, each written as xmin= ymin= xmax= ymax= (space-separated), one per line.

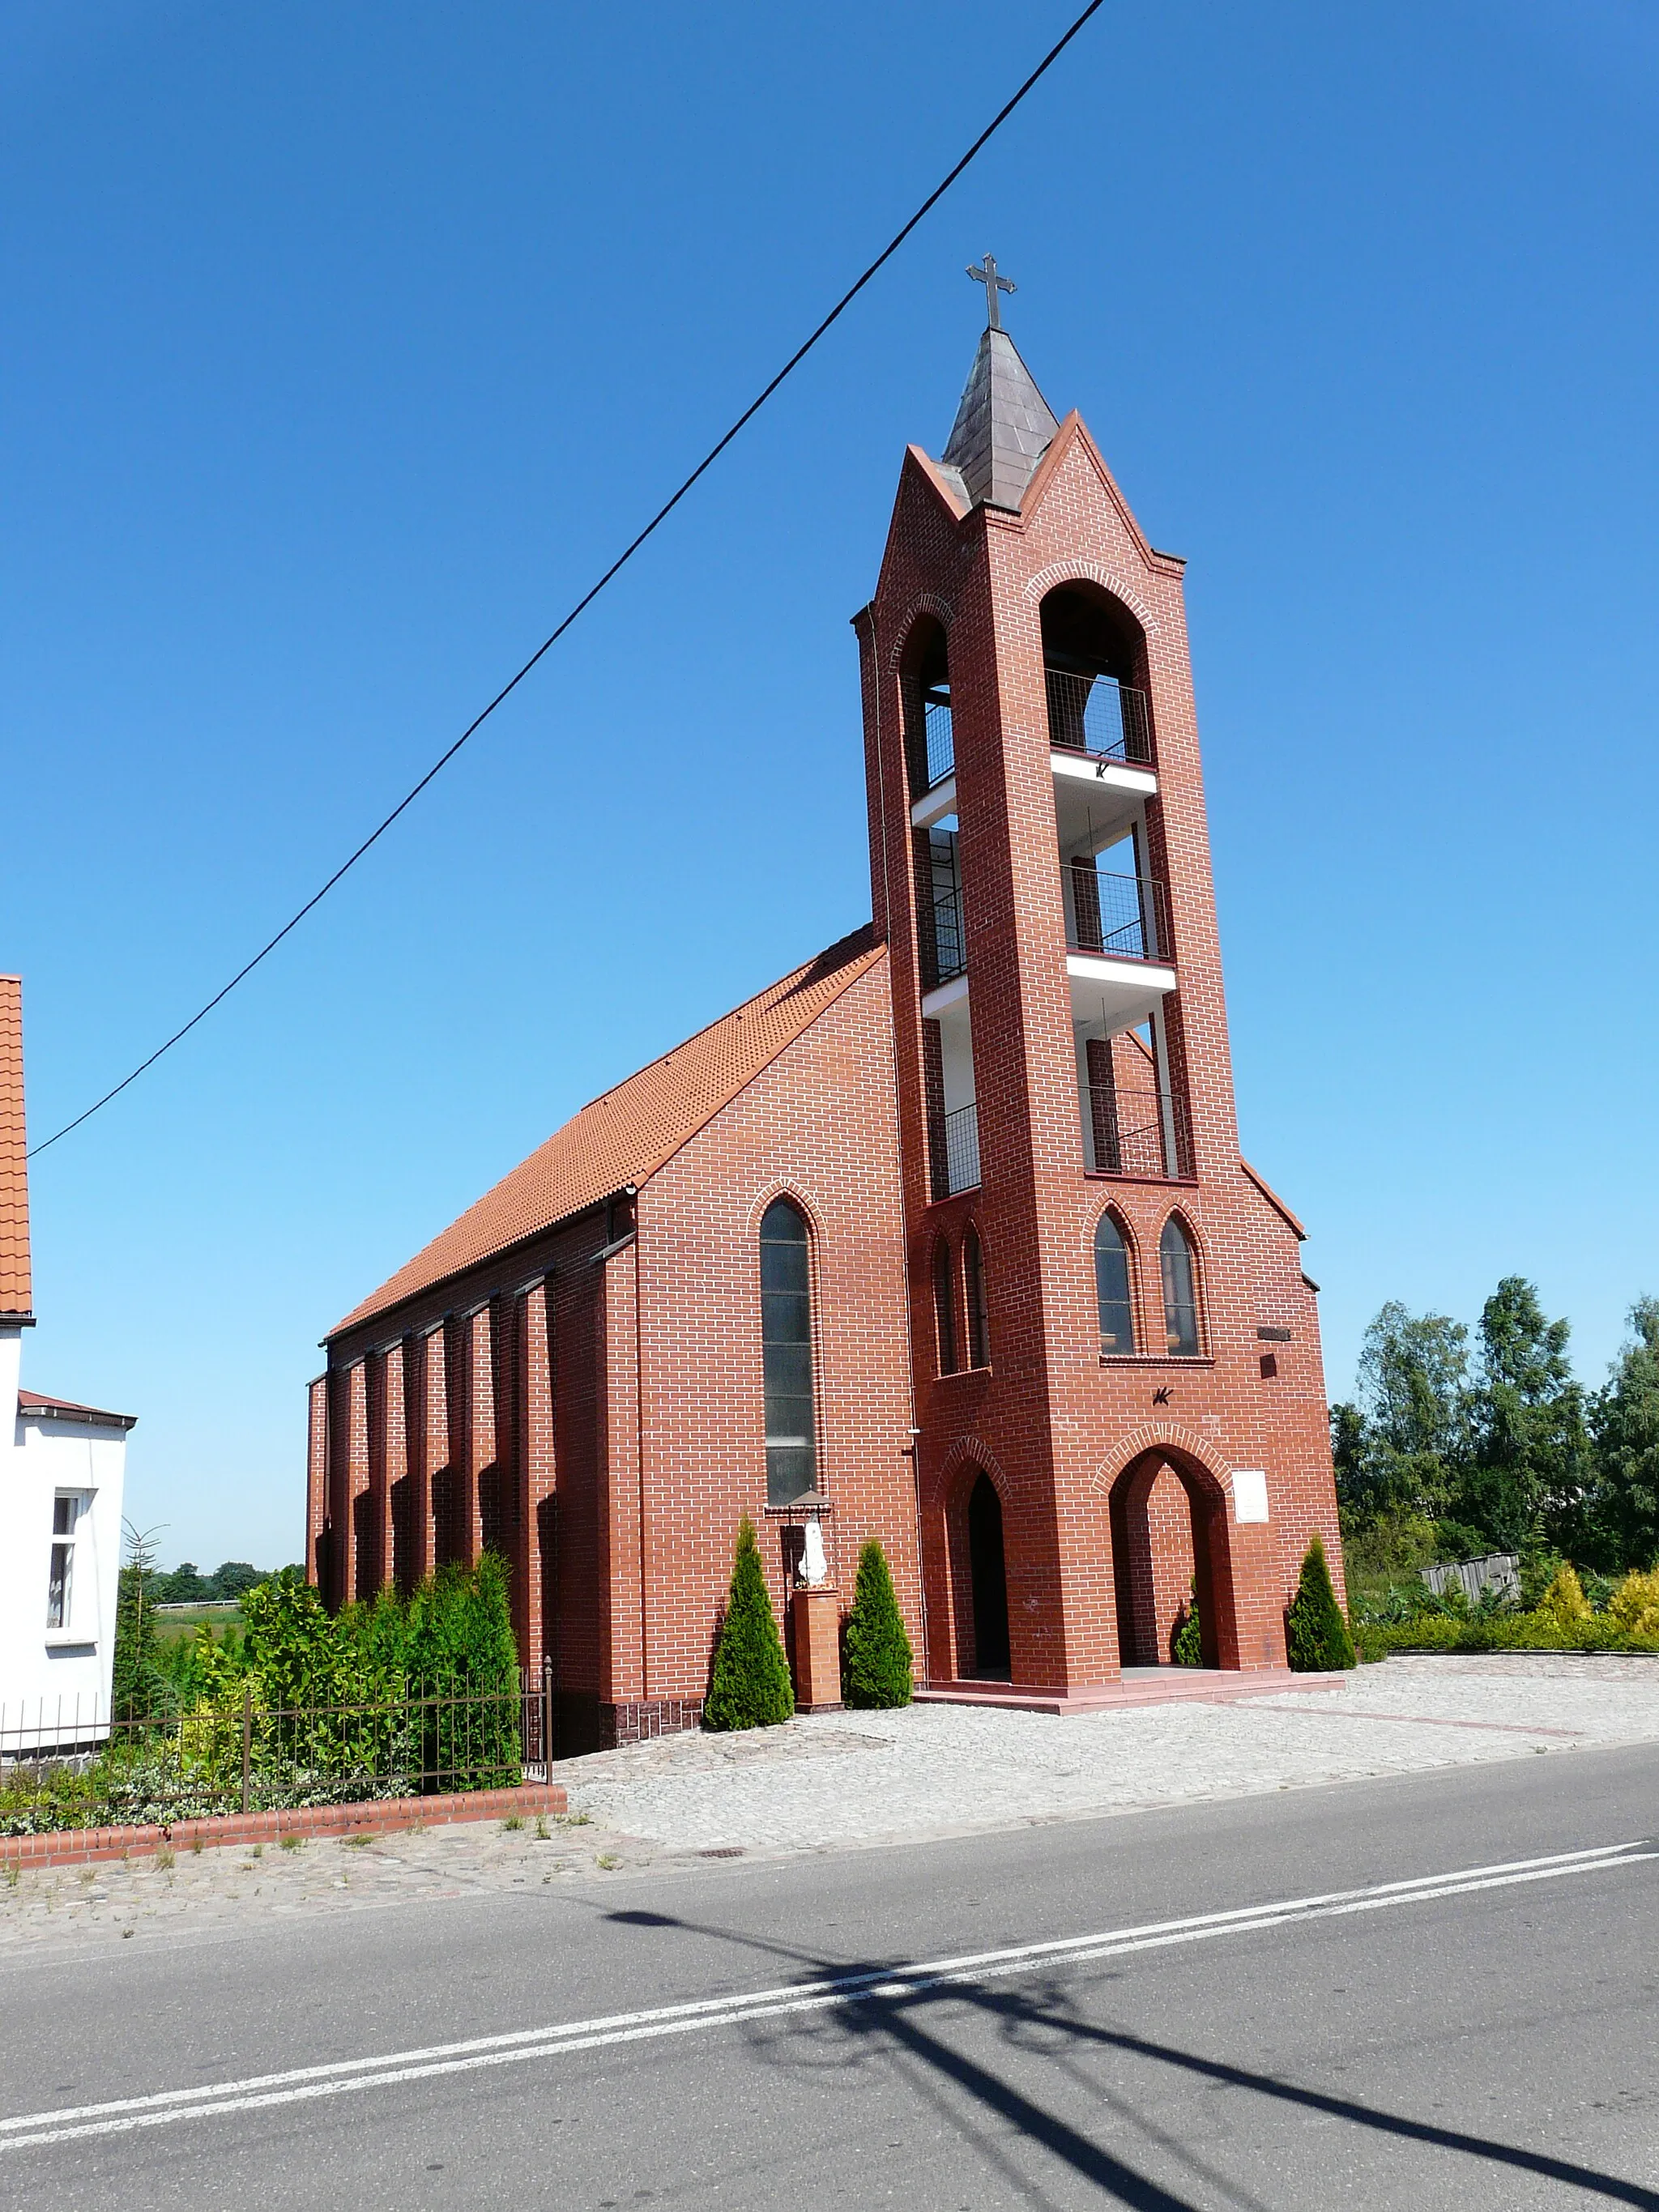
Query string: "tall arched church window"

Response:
xmin=963 ymin=1228 xmax=990 ymax=1370
xmin=761 ymin=1199 xmax=817 ymax=1505
xmin=933 ymin=1238 xmax=958 ymax=1377
xmin=1160 ymin=1217 xmax=1201 ymax=1357
xmin=1094 ymin=1216 xmax=1134 ymax=1355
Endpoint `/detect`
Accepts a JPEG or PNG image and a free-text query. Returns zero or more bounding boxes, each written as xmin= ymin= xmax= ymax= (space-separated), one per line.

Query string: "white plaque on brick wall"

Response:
xmin=1232 ymin=1469 xmax=1269 ymax=1524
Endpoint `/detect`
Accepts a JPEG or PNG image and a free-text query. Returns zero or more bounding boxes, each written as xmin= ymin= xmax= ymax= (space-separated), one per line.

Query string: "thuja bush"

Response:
xmin=705 ymin=1518 xmax=794 ymax=1731
xmin=1610 ymin=1569 xmax=1659 ymax=1641
xmin=1537 ymin=1562 xmax=1593 ymax=1629
xmin=841 ymin=1540 xmax=914 ymax=1708
xmin=1171 ymin=1583 xmax=1203 ymax=1668
xmin=1286 ymin=1536 xmax=1357 ymax=1671
xmin=408 ymin=1554 xmax=522 ymax=1792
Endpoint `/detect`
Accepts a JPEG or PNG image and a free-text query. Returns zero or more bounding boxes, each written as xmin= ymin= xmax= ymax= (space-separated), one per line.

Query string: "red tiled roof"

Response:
xmin=0 ymin=977 xmax=31 ymax=1316
xmin=331 ymin=927 xmax=886 ymax=1338
xmin=19 ymin=1390 xmax=137 ymax=1430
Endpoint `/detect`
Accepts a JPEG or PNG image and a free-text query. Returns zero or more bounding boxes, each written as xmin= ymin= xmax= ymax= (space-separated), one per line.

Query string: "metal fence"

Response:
xmin=1081 ymin=1083 xmax=1191 ymax=1181
xmin=1044 ymin=669 xmax=1154 ymax=765
xmin=930 ymin=880 xmax=967 ymax=985
xmin=921 ymin=693 xmax=954 ymax=787
xmin=0 ymin=1670 xmax=552 ymax=1836
xmin=936 ymin=1101 xmax=981 ymax=1199
xmin=1066 ymin=867 xmax=1170 ymax=965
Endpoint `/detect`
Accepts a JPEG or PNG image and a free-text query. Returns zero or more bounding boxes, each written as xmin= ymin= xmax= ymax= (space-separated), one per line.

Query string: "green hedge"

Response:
xmin=1358 ymin=1609 xmax=1659 ymax=1658
xmin=6 ymin=1556 xmax=525 ymax=1835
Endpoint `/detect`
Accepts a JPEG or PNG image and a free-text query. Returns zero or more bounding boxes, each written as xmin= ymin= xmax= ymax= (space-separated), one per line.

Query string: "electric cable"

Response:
xmin=28 ymin=0 xmax=1106 ymax=1158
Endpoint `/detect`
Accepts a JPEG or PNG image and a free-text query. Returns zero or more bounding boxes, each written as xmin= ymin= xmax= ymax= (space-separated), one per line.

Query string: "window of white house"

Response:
xmin=46 ymin=1494 xmax=87 ymax=1630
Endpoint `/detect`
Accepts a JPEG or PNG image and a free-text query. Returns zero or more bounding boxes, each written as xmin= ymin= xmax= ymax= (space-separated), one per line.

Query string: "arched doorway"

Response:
xmin=1107 ymin=1451 xmax=1236 ymax=1670
xmin=967 ymin=1473 xmax=1011 ymax=1678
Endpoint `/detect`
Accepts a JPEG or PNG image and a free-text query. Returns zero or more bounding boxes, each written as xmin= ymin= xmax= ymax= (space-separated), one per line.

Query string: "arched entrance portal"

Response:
xmin=1107 ymin=1451 xmax=1237 ymax=1670
xmin=966 ymin=1473 xmax=1011 ymax=1679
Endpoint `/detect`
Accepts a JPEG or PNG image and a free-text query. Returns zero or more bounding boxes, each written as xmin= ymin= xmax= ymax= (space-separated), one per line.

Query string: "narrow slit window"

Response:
xmin=761 ymin=1200 xmax=817 ymax=1506
xmin=1160 ymin=1217 xmax=1201 ymax=1357
xmin=933 ymin=1238 xmax=958 ymax=1376
xmin=963 ymin=1229 xmax=990 ymax=1370
xmin=1095 ymin=1217 xmax=1134 ymax=1355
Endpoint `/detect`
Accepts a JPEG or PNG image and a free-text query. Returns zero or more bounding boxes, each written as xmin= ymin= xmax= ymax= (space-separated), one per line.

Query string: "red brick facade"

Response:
xmin=308 ymin=328 xmax=1343 ymax=1749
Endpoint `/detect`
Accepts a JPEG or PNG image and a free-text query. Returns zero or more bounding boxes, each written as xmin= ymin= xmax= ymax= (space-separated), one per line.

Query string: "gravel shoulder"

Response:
xmin=4 ymin=1653 xmax=1656 ymax=1958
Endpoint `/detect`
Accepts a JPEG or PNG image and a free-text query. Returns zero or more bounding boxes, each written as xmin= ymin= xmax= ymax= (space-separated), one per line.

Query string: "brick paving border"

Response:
xmin=0 ymin=1781 xmax=567 ymax=1872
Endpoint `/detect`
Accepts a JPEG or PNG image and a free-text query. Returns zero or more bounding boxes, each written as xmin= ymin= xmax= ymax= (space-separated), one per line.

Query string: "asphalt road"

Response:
xmin=3 ymin=1745 xmax=1657 ymax=2210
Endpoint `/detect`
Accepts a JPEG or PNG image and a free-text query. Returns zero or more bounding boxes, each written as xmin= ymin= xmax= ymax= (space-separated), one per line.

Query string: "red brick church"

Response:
xmin=307 ymin=271 xmax=1345 ymax=1751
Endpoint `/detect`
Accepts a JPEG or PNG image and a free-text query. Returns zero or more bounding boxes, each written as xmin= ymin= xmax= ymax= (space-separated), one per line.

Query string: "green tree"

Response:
xmin=1336 ymin=1303 xmax=1472 ymax=1538
xmin=241 ymin=1568 xmax=352 ymax=1710
xmin=110 ymin=1523 xmax=172 ymax=1720
xmin=211 ymin=1562 xmax=265 ymax=1599
xmin=1456 ymin=1278 xmax=1590 ymax=1555
xmin=1286 ymin=1535 xmax=1356 ymax=1671
xmin=1584 ymin=1298 xmax=1659 ymax=1571
xmin=704 ymin=1518 xmax=794 ymax=1731
xmin=151 ymin=1561 xmax=210 ymax=1605
xmin=841 ymin=1539 xmax=914 ymax=1708
xmin=1359 ymin=1302 xmax=1471 ymax=1462
xmin=407 ymin=1554 xmax=521 ymax=1790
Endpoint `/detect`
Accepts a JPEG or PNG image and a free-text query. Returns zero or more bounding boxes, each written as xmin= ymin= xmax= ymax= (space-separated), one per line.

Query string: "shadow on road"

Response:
xmin=598 ymin=1902 xmax=1659 ymax=2209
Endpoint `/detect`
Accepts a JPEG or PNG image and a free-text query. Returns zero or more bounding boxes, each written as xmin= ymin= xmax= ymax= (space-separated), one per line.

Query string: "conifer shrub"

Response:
xmin=111 ymin=1553 xmax=172 ymax=1721
xmin=1608 ymin=1568 xmax=1659 ymax=1641
xmin=408 ymin=1553 xmax=522 ymax=1791
xmin=1286 ymin=1535 xmax=1357 ymax=1671
xmin=704 ymin=1518 xmax=795 ymax=1731
xmin=1171 ymin=1583 xmax=1204 ymax=1667
xmin=1538 ymin=1562 xmax=1593 ymax=1628
xmin=841 ymin=1539 xmax=914 ymax=1708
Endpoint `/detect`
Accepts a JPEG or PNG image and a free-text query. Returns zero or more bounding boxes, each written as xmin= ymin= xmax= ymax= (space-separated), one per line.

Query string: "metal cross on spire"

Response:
xmin=966 ymin=253 xmax=1016 ymax=330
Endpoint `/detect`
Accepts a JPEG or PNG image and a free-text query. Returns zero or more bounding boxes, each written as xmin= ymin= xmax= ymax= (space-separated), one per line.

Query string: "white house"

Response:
xmin=1 ymin=977 xmax=134 ymax=1746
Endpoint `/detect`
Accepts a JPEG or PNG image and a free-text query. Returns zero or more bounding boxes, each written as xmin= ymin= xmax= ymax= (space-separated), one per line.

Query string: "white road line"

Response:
xmin=2 ymin=1840 xmax=1648 ymax=2154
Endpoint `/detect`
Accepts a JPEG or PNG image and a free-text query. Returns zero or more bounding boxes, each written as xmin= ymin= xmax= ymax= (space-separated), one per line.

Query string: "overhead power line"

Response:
xmin=29 ymin=0 xmax=1107 ymax=1160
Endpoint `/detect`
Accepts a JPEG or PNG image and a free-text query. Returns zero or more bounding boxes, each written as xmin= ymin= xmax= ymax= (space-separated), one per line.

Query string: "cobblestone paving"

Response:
xmin=4 ymin=1656 xmax=1656 ymax=1957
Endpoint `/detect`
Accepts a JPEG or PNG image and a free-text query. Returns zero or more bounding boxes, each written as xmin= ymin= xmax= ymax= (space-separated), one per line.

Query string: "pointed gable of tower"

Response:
xmin=941 ymin=326 xmax=1060 ymax=512
xmin=0 ymin=977 xmax=31 ymax=1319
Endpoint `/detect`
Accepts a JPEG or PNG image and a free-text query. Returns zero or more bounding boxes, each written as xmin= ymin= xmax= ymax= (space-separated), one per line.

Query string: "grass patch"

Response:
xmin=500 ymin=1813 xmax=523 ymax=1833
xmin=279 ymin=1833 xmax=303 ymax=1852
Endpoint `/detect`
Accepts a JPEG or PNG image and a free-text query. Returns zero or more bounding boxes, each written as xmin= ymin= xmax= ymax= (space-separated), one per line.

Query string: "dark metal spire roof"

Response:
xmin=940 ymin=326 xmax=1060 ymax=512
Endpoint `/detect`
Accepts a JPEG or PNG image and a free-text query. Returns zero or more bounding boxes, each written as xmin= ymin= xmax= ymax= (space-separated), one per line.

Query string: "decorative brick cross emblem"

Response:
xmin=966 ymin=253 xmax=1016 ymax=330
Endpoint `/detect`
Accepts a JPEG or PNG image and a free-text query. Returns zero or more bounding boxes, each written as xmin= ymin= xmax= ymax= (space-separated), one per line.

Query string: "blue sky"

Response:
xmin=6 ymin=1 xmax=1657 ymax=1569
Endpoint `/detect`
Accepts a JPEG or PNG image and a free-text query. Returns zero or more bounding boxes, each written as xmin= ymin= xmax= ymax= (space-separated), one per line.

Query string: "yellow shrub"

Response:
xmin=1609 ymin=1570 xmax=1659 ymax=1642
xmin=1539 ymin=1563 xmax=1592 ymax=1626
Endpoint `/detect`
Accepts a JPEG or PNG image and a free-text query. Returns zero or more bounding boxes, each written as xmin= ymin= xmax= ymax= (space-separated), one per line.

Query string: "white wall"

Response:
xmin=0 ymin=1326 xmax=129 ymax=1742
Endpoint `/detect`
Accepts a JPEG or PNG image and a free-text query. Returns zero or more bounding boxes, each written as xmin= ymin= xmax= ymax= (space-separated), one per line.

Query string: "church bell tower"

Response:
xmin=853 ymin=262 xmax=1337 ymax=1698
